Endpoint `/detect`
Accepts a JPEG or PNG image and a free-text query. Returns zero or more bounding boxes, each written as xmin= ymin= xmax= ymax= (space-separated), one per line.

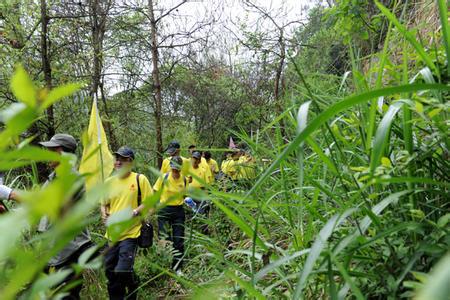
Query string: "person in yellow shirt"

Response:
xmin=188 ymin=145 xmax=212 ymax=183
xmin=220 ymin=152 xmax=232 ymax=176
xmin=204 ymin=151 xmax=219 ymax=182
xmin=188 ymin=151 xmax=211 ymax=233
xmin=227 ymin=150 xmax=242 ymax=180
xmin=242 ymin=151 xmax=257 ymax=179
xmin=153 ymin=156 xmax=188 ymax=272
xmin=160 ymin=141 xmax=190 ymax=175
xmin=188 ymin=151 xmax=208 ymax=189
xmin=101 ymin=146 xmax=153 ymax=300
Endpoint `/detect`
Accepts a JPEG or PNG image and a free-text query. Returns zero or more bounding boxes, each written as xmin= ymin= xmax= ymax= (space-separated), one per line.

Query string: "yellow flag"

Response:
xmin=79 ymin=96 xmax=114 ymax=191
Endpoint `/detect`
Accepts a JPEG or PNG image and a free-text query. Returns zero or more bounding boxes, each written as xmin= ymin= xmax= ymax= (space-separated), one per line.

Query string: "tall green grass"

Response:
xmin=0 ymin=2 xmax=449 ymax=299
xmin=179 ymin=2 xmax=449 ymax=299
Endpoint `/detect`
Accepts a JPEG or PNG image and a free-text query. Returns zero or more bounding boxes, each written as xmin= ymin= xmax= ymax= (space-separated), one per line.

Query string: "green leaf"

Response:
xmin=332 ymin=255 xmax=365 ymax=300
xmin=27 ymin=269 xmax=72 ymax=299
xmin=247 ymin=84 xmax=449 ymax=196
xmin=254 ymin=249 xmax=310 ymax=283
xmin=211 ymin=198 xmax=268 ymax=251
xmin=416 ymin=254 xmax=450 ymax=300
xmin=306 ymin=137 xmax=338 ymax=174
xmin=437 ymin=214 xmax=450 ymax=228
xmin=293 ymin=209 xmax=356 ymax=299
xmin=437 ymin=0 xmax=450 ymax=77
xmin=333 ymin=190 xmax=411 ymax=255
xmin=10 ymin=65 xmax=37 ymax=107
xmin=226 ymin=270 xmax=266 ymax=300
xmin=370 ymin=101 xmax=403 ymax=174
xmin=41 ymin=83 xmax=83 ymax=110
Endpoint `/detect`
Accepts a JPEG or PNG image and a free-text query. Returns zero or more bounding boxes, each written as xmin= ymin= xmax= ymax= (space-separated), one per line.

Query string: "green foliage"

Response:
xmin=0 ymin=65 xmax=102 ymax=299
xmin=1 ymin=1 xmax=449 ymax=299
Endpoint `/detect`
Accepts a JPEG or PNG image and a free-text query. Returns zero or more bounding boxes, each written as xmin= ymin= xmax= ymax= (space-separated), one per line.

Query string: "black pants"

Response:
xmin=104 ymin=238 xmax=139 ymax=300
xmin=157 ymin=205 xmax=185 ymax=270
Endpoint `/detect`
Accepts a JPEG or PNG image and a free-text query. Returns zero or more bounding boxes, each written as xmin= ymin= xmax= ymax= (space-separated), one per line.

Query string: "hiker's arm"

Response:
xmin=0 ymin=185 xmax=19 ymax=202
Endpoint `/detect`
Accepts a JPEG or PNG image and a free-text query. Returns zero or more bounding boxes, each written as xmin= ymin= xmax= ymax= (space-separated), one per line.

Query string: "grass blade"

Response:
xmin=293 ymin=209 xmax=357 ymax=299
xmin=375 ymin=1 xmax=439 ymax=78
xmin=248 ymin=84 xmax=449 ymax=196
xmin=437 ymin=0 xmax=450 ymax=77
xmin=370 ymin=101 xmax=403 ymax=174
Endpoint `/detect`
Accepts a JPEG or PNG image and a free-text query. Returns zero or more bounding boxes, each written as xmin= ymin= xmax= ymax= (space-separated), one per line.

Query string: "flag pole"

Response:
xmin=95 ymin=93 xmax=105 ymax=182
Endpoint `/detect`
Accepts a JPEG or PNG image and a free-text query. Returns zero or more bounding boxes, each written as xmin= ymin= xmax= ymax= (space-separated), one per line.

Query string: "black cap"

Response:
xmin=169 ymin=156 xmax=183 ymax=170
xmin=39 ymin=133 xmax=77 ymax=152
xmin=192 ymin=151 xmax=201 ymax=159
xmin=165 ymin=140 xmax=180 ymax=155
xmin=114 ymin=146 xmax=135 ymax=160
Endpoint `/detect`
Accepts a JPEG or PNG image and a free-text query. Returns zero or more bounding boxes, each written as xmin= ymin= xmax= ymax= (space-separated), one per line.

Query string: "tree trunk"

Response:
xmin=40 ymin=0 xmax=54 ymax=138
xmin=274 ymin=29 xmax=287 ymax=141
xmin=89 ymin=0 xmax=117 ymax=149
xmin=149 ymin=0 xmax=163 ymax=168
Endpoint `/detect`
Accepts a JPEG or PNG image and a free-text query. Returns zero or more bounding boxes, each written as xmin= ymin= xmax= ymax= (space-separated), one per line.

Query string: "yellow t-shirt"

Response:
xmin=207 ymin=158 xmax=219 ymax=174
xmin=160 ymin=156 xmax=190 ymax=176
xmin=238 ymin=155 xmax=257 ymax=179
xmin=205 ymin=158 xmax=218 ymax=182
xmin=153 ymin=172 xmax=188 ymax=206
xmin=188 ymin=164 xmax=208 ymax=189
xmin=199 ymin=157 xmax=212 ymax=183
xmin=227 ymin=159 xmax=240 ymax=180
xmin=103 ymin=172 xmax=153 ymax=241
xmin=221 ymin=158 xmax=232 ymax=174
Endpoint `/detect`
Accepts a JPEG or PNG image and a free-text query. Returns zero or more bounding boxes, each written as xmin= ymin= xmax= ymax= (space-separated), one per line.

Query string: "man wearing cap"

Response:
xmin=188 ymin=151 xmax=208 ymax=189
xmin=101 ymin=146 xmax=153 ymax=300
xmin=153 ymin=156 xmax=188 ymax=272
xmin=160 ymin=141 xmax=190 ymax=176
xmin=0 ymin=133 xmax=92 ymax=300
xmin=188 ymin=145 xmax=212 ymax=184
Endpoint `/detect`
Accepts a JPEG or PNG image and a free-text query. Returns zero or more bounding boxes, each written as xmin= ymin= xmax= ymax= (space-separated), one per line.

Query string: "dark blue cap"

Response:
xmin=192 ymin=151 xmax=201 ymax=159
xmin=165 ymin=140 xmax=180 ymax=155
xmin=114 ymin=146 xmax=135 ymax=160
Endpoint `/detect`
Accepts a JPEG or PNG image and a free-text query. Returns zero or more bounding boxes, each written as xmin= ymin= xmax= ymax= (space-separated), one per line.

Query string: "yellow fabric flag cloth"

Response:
xmin=79 ymin=97 xmax=114 ymax=191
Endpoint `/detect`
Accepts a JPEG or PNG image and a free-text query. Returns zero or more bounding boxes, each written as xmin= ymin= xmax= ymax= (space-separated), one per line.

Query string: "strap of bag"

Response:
xmin=136 ymin=173 xmax=142 ymax=206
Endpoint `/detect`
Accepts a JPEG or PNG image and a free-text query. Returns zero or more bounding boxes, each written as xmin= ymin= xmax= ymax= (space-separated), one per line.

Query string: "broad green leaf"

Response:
xmin=437 ymin=214 xmax=450 ymax=228
xmin=10 ymin=65 xmax=37 ymax=107
xmin=41 ymin=83 xmax=83 ymax=110
xmin=27 ymin=269 xmax=72 ymax=299
xmin=370 ymin=101 xmax=403 ymax=174
xmin=415 ymin=254 xmax=450 ymax=300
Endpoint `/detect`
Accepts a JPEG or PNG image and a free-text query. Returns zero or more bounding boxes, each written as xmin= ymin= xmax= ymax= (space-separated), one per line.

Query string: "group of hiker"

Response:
xmin=0 ymin=133 xmax=258 ymax=299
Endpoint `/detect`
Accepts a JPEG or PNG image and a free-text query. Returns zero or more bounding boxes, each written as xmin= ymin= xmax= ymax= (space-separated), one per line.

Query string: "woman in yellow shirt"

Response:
xmin=153 ymin=156 xmax=188 ymax=272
